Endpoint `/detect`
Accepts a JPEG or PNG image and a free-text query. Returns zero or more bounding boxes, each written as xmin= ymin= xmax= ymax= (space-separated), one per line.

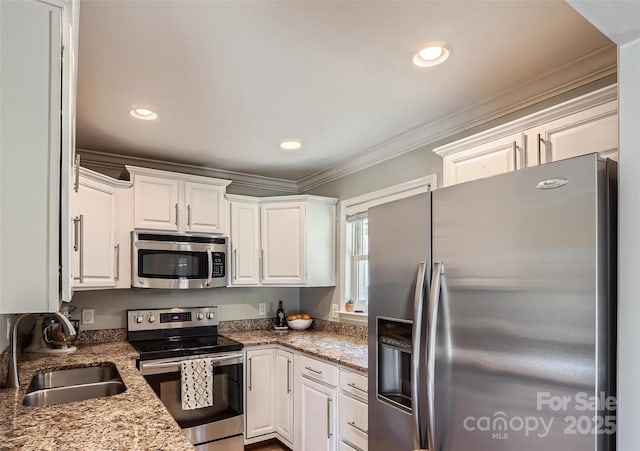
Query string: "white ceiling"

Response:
xmin=76 ymin=0 xmax=615 ymax=183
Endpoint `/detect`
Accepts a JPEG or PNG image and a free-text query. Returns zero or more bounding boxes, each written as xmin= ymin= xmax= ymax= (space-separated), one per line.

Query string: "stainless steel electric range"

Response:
xmin=127 ymin=306 xmax=244 ymax=451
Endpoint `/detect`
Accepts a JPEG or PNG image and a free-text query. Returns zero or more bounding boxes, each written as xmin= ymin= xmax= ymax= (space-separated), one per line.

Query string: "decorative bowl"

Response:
xmin=288 ymin=318 xmax=313 ymax=330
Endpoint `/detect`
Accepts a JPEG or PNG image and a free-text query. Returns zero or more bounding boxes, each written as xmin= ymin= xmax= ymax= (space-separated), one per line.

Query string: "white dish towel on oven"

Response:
xmin=181 ymin=358 xmax=214 ymax=410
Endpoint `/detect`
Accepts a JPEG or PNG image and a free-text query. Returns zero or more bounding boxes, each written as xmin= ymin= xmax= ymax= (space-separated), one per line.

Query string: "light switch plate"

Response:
xmin=332 ymin=304 xmax=339 ymax=319
xmin=5 ymin=318 xmax=10 ymax=340
xmin=81 ymin=309 xmax=95 ymax=325
xmin=258 ymin=303 xmax=267 ymax=316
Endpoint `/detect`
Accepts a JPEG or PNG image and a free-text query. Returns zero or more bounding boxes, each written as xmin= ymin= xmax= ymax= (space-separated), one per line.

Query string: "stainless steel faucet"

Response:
xmin=5 ymin=312 xmax=77 ymax=388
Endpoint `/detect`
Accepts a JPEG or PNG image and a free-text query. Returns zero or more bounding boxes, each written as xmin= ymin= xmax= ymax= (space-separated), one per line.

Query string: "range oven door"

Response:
xmin=139 ymin=352 xmax=243 ymax=449
xmin=133 ymin=232 xmax=227 ymax=289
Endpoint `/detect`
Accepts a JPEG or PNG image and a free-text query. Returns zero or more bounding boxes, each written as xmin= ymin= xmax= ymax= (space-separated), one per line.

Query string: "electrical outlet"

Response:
xmin=332 ymin=304 xmax=339 ymax=319
xmin=81 ymin=309 xmax=95 ymax=325
xmin=258 ymin=303 xmax=267 ymax=316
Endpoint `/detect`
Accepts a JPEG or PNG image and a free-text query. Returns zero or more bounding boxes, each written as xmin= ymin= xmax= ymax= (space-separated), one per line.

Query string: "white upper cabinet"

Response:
xmin=0 ymin=0 xmax=78 ymax=313
xmin=133 ymin=174 xmax=180 ymax=232
xmin=442 ymin=132 xmax=524 ymax=186
xmin=127 ymin=166 xmax=231 ymax=235
xmin=229 ymin=199 xmax=261 ymax=285
xmin=261 ymin=202 xmax=307 ymax=285
xmin=184 ymin=181 xmax=226 ymax=234
xmin=435 ymin=85 xmax=618 ymax=187
xmin=72 ymin=168 xmax=132 ymax=290
xmin=227 ymin=194 xmax=337 ymax=287
xmin=526 ymin=100 xmax=618 ymax=165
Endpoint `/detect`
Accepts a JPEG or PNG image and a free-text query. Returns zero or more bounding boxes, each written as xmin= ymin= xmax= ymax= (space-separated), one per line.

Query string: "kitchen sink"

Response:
xmin=22 ymin=362 xmax=126 ymax=407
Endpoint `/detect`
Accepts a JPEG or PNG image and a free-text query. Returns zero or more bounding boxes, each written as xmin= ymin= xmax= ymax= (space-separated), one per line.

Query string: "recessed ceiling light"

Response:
xmin=280 ymin=139 xmax=302 ymax=151
xmin=130 ymin=107 xmax=158 ymax=120
xmin=413 ymin=43 xmax=451 ymax=67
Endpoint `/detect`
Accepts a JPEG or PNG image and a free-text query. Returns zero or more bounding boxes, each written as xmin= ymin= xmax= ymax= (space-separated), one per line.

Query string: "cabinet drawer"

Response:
xmin=339 ymin=369 xmax=368 ymax=402
xmin=299 ymin=354 xmax=337 ymax=387
xmin=339 ymin=393 xmax=368 ymax=451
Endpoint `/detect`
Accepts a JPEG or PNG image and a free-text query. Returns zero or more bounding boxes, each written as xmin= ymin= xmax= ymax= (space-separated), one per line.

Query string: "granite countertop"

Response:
xmin=223 ymin=329 xmax=368 ymax=373
xmin=0 ymin=342 xmax=192 ymax=451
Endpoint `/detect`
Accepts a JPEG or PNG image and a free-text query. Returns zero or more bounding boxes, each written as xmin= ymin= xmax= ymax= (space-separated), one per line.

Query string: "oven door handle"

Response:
xmin=139 ymin=353 xmax=243 ymax=375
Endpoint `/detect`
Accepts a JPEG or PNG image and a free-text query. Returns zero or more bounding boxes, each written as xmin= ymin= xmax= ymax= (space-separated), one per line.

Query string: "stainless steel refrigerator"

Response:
xmin=368 ymin=153 xmax=616 ymax=451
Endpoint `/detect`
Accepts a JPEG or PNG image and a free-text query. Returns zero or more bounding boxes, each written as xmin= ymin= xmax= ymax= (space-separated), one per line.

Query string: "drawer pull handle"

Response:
xmin=305 ymin=366 xmax=322 ymax=375
xmin=348 ymin=421 xmax=368 ymax=435
xmin=347 ymin=382 xmax=367 ymax=394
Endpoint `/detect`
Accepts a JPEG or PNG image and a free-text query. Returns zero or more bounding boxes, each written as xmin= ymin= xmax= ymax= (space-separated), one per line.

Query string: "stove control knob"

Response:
xmin=148 ymin=315 xmax=156 ymax=323
xmin=207 ymin=312 xmax=215 ymax=320
xmin=135 ymin=314 xmax=144 ymax=324
xmin=197 ymin=312 xmax=205 ymax=320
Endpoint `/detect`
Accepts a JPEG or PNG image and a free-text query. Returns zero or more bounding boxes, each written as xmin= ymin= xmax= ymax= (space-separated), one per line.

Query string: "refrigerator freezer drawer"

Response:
xmin=339 ymin=392 xmax=368 ymax=451
xmin=339 ymin=369 xmax=368 ymax=403
xmin=300 ymin=355 xmax=338 ymax=387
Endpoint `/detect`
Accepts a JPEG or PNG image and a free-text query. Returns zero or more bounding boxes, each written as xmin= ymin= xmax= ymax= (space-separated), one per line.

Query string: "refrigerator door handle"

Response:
xmin=411 ymin=261 xmax=428 ymax=451
xmin=425 ymin=261 xmax=444 ymax=451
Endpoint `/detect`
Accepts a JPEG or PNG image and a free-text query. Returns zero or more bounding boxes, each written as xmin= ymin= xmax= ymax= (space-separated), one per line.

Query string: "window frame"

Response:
xmin=337 ymin=174 xmax=438 ymax=322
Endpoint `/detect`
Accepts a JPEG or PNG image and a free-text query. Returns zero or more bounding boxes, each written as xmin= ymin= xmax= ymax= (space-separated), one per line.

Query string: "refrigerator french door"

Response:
xmin=368 ymin=153 xmax=616 ymax=451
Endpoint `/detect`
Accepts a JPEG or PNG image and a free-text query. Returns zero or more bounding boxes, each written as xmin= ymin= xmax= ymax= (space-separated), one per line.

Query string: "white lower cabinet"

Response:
xmin=299 ymin=374 xmax=336 ymax=451
xmin=338 ymin=369 xmax=368 ymax=451
xmin=244 ymin=347 xmax=367 ymax=451
xmin=275 ymin=349 xmax=295 ymax=443
xmin=245 ymin=348 xmax=276 ymax=438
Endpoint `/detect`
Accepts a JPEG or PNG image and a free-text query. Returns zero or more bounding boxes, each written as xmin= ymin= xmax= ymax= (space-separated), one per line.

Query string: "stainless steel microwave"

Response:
xmin=132 ymin=232 xmax=228 ymax=289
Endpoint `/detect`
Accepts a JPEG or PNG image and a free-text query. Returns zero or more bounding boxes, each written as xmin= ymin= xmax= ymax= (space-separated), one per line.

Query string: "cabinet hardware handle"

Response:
xmin=287 ymin=359 xmax=291 ymax=394
xmin=512 ymin=141 xmax=517 ymax=171
xmin=537 ymin=133 xmax=544 ymax=165
xmin=78 ymin=215 xmax=84 ymax=284
xmin=74 ymin=154 xmax=80 ymax=192
xmin=347 ymin=382 xmax=367 ymax=394
xmin=305 ymin=366 xmax=322 ymax=375
xmin=175 ymin=203 xmax=179 ymax=227
xmin=233 ymin=249 xmax=238 ymax=280
xmin=73 ymin=217 xmax=80 ymax=251
xmin=348 ymin=421 xmax=368 ymax=435
xmin=260 ymin=249 xmax=264 ymax=281
xmin=187 ymin=204 xmax=192 ymax=227
xmin=327 ymin=398 xmax=333 ymax=438
xmin=114 ymin=244 xmax=120 ymax=281
xmin=248 ymin=357 xmax=252 ymax=391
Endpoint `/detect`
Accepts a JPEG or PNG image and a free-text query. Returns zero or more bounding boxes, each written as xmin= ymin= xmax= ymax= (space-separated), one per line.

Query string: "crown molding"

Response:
xmin=296 ymin=45 xmax=616 ymax=192
xmin=79 ymin=166 xmax=132 ymax=188
xmin=125 ymin=165 xmax=232 ymax=186
xmin=77 ymin=148 xmax=299 ymax=193
xmin=433 ymin=83 xmax=618 ymax=157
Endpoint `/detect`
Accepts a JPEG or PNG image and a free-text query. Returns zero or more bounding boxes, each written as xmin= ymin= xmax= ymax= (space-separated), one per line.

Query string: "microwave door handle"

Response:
xmin=206 ymin=249 xmax=213 ymax=287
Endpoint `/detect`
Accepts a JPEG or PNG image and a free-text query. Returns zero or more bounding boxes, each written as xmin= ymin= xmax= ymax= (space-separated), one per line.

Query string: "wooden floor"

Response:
xmin=245 ymin=438 xmax=291 ymax=451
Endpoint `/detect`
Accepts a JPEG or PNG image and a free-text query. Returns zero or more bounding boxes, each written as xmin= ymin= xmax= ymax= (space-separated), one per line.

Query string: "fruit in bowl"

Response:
xmin=287 ymin=313 xmax=313 ymax=330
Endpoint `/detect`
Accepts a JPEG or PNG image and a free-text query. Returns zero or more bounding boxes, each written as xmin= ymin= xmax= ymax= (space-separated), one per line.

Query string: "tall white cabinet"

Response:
xmin=436 ymin=86 xmax=618 ymax=187
xmin=72 ymin=168 xmax=132 ymax=290
xmin=0 ymin=0 xmax=79 ymax=313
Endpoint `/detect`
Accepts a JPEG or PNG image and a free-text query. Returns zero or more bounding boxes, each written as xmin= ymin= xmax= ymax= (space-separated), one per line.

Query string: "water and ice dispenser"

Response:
xmin=377 ymin=317 xmax=413 ymax=411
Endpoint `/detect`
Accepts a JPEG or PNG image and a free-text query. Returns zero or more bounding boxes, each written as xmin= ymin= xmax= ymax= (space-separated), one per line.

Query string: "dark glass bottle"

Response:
xmin=276 ymin=300 xmax=286 ymax=327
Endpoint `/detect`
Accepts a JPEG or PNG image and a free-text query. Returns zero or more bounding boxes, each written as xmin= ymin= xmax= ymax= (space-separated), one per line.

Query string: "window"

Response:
xmin=337 ymin=174 xmax=437 ymax=321
xmin=345 ymin=213 xmax=368 ymax=312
